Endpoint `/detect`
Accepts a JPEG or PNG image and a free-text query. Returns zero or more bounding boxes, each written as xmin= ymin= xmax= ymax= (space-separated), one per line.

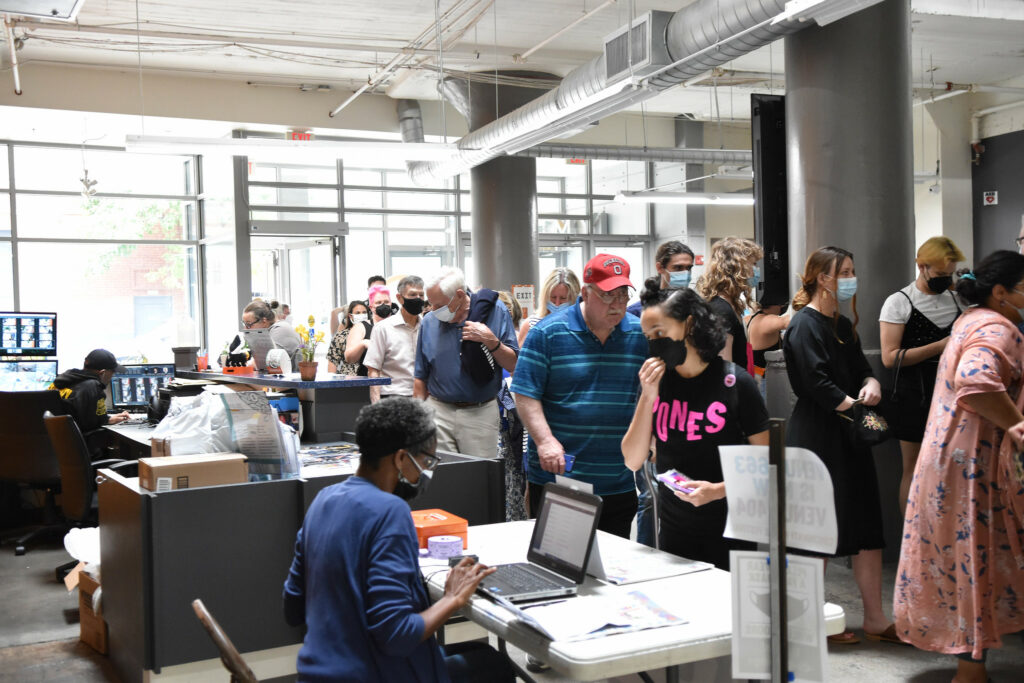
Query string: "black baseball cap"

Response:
xmin=84 ymin=349 xmax=126 ymax=373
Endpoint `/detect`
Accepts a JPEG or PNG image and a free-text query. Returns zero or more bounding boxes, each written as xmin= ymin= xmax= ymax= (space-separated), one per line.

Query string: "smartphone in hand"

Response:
xmin=656 ymin=469 xmax=695 ymax=494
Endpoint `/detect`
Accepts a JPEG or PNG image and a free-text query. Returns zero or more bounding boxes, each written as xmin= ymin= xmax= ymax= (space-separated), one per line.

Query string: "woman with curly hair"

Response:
xmin=621 ymin=278 xmax=769 ymax=570
xmin=695 ymin=237 xmax=763 ymax=373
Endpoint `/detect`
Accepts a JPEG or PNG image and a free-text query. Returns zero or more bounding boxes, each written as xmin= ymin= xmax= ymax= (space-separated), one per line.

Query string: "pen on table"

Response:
xmin=521 ymin=599 xmax=569 ymax=610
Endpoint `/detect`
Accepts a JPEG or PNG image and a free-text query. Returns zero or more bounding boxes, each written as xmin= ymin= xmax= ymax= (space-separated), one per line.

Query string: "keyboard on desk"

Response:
xmin=120 ymin=416 xmax=151 ymax=426
xmin=480 ymin=562 xmax=577 ymax=602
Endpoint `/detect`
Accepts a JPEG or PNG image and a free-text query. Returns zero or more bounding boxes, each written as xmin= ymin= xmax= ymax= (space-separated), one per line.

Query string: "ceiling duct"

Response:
xmin=404 ymin=0 xmax=881 ymax=185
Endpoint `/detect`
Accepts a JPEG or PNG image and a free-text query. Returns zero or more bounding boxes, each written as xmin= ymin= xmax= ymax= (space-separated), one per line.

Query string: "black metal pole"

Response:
xmin=768 ymin=418 xmax=788 ymax=683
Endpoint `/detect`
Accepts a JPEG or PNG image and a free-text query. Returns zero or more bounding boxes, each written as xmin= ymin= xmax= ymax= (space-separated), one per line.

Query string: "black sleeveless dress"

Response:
xmin=746 ymin=310 xmax=782 ymax=374
xmin=891 ymin=290 xmax=961 ymax=441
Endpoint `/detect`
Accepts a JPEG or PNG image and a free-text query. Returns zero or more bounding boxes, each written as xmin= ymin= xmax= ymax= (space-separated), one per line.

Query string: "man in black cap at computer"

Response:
xmin=50 ymin=349 xmax=131 ymax=457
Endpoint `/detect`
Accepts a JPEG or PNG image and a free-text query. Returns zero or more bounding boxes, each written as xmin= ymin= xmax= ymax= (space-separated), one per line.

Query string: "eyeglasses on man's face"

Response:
xmin=410 ymin=449 xmax=440 ymax=472
xmin=589 ymin=286 xmax=630 ymax=304
xmin=242 ymin=318 xmax=256 ymax=329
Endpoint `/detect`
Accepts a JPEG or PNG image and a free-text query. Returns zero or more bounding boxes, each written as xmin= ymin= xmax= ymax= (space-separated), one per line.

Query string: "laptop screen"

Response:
xmin=526 ymin=484 xmax=603 ymax=583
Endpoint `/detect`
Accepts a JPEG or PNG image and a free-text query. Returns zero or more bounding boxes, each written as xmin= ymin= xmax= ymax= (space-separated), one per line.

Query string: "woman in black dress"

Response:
xmin=784 ymin=246 xmax=892 ymax=645
xmin=622 ymin=279 xmax=770 ymax=570
xmin=696 ymin=237 xmax=763 ymax=375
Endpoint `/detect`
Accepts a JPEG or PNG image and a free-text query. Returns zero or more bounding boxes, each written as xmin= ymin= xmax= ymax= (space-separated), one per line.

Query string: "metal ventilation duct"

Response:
xmin=404 ymin=0 xmax=874 ymax=185
xmin=516 ymin=142 xmax=752 ymax=165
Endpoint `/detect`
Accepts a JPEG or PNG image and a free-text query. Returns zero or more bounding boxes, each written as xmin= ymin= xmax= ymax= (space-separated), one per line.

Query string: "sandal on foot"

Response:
xmin=864 ymin=623 xmax=908 ymax=645
xmin=827 ymin=629 xmax=861 ymax=644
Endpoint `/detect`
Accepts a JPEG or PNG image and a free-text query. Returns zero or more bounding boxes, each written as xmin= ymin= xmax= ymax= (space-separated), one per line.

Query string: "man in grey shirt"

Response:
xmin=242 ymin=300 xmax=302 ymax=370
xmin=364 ymin=275 xmax=425 ymax=401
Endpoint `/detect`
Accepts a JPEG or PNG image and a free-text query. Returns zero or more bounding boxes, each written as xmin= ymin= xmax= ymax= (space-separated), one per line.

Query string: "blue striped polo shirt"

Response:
xmin=510 ymin=303 xmax=647 ymax=496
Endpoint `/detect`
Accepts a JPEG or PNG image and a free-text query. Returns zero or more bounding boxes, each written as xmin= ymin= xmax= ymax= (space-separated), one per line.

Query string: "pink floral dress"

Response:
xmin=895 ymin=307 xmax=1024 ymax=659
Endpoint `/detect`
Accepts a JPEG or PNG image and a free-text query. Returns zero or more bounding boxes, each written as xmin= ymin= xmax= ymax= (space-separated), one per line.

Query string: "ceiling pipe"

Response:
xmin=971 ymin=99 xmax=1024 ymax=164
xmin=516 ymin=142 xmax=752 ymax=164
xmin=513 ymin=0 xmax=617 ymax=64
xmin=405 ymin=0 xmax=870 ymax=185
xmin=3 ymin=15 xmax=22 ymax=95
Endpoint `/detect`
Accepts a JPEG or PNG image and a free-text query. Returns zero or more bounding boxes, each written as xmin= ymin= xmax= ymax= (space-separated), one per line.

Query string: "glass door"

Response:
xmin=286 ymin=238 xmax=336 ymax=336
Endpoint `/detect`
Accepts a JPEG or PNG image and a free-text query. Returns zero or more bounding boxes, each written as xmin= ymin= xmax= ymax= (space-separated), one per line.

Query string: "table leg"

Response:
xmin=498 ymin=637 xmax=537 ymax=683
xmin=665 ymin=664 xmax=680 ymax=683
xmin=638 ymin=672 xmax=656 ymax=683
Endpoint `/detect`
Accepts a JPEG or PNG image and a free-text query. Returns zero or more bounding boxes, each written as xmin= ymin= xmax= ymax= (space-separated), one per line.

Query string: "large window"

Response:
xmin=2 ymin=142 xmax=201 ymax=369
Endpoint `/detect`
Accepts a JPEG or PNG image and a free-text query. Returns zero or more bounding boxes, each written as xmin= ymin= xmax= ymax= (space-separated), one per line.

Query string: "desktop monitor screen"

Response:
xmin=0 ymin=312 xmax=57 ymax=356
xmin=110 ymin=364 xmax=175 ymax=410
xmin=0 ymin=359 xmax=59 ymax=392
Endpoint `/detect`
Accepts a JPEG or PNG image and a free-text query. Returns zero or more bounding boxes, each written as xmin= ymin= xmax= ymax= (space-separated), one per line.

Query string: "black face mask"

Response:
xmin=394 ymin=456 xmax=432 ymax=501
xmin=402 ymin=297 xmax=426 ymax=316
xmin=926 ymin=275 xmax=953 ymax=294
xmin=375 ymin=303 xmax=393 ymax=319
xmin=648 ymin=336 xmax=688 ymax=368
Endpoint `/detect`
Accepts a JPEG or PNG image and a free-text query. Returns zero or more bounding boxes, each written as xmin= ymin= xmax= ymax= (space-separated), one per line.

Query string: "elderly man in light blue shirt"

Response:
xmin=414 ymin=267 xmax=518 ymax=459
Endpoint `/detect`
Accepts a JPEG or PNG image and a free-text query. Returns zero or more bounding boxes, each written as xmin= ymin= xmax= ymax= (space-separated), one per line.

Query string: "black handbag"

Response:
xmin=836 ymin=401 xmax=891 ymax=447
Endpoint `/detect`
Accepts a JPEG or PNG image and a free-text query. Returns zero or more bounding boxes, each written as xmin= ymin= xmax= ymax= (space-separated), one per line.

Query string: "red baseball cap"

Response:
xmin=583 ymin=253 xmax=633 ymax=291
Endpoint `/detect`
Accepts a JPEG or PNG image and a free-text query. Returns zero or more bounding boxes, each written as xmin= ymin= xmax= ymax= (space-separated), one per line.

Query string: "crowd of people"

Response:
xmin=278 ymin=235 xmax=1024 ymax=683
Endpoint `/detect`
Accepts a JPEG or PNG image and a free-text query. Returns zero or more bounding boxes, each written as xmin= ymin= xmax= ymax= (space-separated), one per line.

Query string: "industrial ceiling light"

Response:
xmin=0 ymin=1 xmax=87 ymax=21
xmin=615 ymin=191 xmax=755 ymax=206
xmin=772 ymin=0 xmax=885 ymax=27
xmin=125 ymin=135 xmax=460 ymax=163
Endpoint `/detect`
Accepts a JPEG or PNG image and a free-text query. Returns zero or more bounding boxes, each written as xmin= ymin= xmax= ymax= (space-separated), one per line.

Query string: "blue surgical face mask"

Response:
xmin=548 ymin=301 xmax=571 ymax=312
xmin=668 ymin=270 xmax=691 ymax=289
xmin=748 ymin=266 xmax=761 ymax=291
xmin=836 ymin=276 xmax=858 ymax=302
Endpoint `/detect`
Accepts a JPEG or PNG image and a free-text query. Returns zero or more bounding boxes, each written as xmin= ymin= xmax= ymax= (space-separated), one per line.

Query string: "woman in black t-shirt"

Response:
xmin=695 ymin=237 xmax=763 ymax=375
xmin=622 ymin=279 xmax=770 ymax=570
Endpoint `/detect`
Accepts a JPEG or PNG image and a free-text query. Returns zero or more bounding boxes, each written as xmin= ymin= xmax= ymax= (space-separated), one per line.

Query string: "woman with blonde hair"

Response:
xmin=516 ymin=267 xmax=581 ymax=347
xmin=783 ymin=246 xmax=891 ymax=645
xmin=695 ymin=237 xmax=763 ymax=373
xmin=879 ymin=236 xmax=964 ymax=514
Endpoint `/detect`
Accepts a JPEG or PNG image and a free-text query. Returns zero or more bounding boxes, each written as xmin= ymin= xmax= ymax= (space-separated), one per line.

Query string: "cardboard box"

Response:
xmin=411 ymin=509 xmax=468 ymax=550
xmin=79 ymin=571 xmax=107 ymax=654
xmin=151 ymin=437 xmax=171 ymax=457
xmin=138 ymin=453 xmax=248 ymax=492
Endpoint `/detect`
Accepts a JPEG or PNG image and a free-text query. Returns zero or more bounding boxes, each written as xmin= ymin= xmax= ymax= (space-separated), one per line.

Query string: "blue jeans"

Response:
xmin=635 ymin=465 xmax=656 ymax=548
xmin=444 ymin=642 xmax=516 ymax=683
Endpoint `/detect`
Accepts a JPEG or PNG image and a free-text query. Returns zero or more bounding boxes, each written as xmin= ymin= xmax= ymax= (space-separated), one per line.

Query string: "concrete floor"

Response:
xmin=2 ymin=534 xmax=1023 ymax=682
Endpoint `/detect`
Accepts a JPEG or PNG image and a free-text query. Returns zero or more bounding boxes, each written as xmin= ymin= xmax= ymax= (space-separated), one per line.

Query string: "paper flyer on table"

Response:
xmin=510 ymin=591 xmax=684 ymax=641
xmin=718 ymin=445 xmax=837 ymax=554
xmin=731 ymin=551 xmax=826 ymax=682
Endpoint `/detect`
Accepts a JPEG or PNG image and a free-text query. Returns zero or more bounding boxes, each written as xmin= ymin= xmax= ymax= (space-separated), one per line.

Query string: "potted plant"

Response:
xmin=295 ymin=317 xmax=325 ymax=381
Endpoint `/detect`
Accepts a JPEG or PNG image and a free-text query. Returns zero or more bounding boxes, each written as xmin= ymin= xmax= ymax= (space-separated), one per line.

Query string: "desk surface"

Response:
xmin=176 ymin=370 xmax=390 ymax=389
xmin=423 ymin=521 xmax=844 ymax=681
xmin=105 ymin=422 xmax=159 ymax=448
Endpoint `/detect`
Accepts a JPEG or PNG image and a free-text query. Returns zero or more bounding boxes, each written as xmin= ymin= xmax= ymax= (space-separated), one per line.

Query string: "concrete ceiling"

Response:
xmin=3 ymin=0 xmax=1023 ymax=121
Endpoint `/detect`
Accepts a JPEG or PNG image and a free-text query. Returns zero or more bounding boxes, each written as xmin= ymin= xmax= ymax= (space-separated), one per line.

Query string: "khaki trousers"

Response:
xmin=426 ymin=396 xmax=499 ymax=460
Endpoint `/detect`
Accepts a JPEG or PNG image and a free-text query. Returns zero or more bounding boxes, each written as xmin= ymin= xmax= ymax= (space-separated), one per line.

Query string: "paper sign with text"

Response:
xmin=511 ymin=284 xmax=535 ymax=320
xmin=719 ymin=445 xmax=837 ymax=554
xmin=731 ymin=551 xmax=826 ymax=682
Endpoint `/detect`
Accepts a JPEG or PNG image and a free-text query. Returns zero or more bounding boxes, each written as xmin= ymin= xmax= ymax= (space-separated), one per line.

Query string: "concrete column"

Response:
xmin=785 ymin=0 xmax=914 ymax=352
xmin=442 ymin=73 xmax=554 ymax=291
xmin=925 ymin=96 xmax=974 ymax=265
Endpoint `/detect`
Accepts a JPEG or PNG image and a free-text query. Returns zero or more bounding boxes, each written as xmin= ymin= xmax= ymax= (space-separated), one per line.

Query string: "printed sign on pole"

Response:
xmin=512 ymin=284 xmax=535 ymax=320
xmin=718 ymin=445 xmax=837 ymax=554
xmin=731 ymin=551 xmax=827 ymax=682
xmin=983 ymin=191 xmax=998 ymax=206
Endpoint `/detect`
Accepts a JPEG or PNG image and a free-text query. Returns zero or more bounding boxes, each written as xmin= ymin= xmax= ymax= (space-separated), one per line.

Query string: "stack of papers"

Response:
xmin=507 ymin=591 xmax=684 ymax=641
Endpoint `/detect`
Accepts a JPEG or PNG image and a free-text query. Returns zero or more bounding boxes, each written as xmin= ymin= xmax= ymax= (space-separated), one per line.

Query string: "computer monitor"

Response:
xmin=110 ymin=363 xmax=175 ymax=411
xmin=0 ymin=359 xmax=59 ymax=392
xmin=0 ymin=312 xmax=57 ymax=356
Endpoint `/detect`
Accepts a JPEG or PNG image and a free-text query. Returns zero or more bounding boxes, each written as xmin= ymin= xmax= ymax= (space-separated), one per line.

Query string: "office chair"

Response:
xmin=191 ymin=599 xmax=259 ymax=683
xmin=0 ymin=390 xmax=65 ymax=555
xmin=43 ymin=411 xmax=133 ymax=579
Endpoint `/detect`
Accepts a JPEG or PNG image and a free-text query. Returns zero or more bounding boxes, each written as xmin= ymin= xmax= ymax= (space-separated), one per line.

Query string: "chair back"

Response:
xmin=191 ymin=599 xmax=258 ymax=683
xmin=0 ymin=391 xmax=63 ymax=484
xmin=42 ymin=412 xmax=94 ymax=524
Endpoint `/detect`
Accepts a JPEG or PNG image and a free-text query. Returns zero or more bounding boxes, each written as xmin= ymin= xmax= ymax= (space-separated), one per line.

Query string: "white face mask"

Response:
xmin=351 ymin=313 xmax=368 ymax=324
xmin=433 ymin=293 xmax=456 ymax=323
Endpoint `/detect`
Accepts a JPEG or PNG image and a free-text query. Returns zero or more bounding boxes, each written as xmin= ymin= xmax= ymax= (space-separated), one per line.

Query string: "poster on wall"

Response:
xmin=512 ymin=284 xmax=535 ymax=320
xmin=983 ymin=191 xmax=998 ymax=206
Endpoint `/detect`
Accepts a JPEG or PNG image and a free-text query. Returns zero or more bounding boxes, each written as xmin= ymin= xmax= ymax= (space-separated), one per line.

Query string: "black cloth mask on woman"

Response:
xmin=402 ymin=297 xmax=426 ymax=316
xmin=648 ymin=336 xmax=688 ymax=368
xmin=926 ymin=275 xmax=953 ymax=294
xmin=375 ymin=303 xmax=394 ymax=319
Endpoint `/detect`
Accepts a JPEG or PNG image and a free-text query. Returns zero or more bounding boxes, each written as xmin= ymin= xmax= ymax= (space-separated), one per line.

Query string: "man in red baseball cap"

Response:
xmin=511 ymin=253 xmax=647 ymax=540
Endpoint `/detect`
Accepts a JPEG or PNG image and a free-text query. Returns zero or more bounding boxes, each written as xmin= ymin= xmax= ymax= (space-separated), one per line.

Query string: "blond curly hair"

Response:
xmin=695 ymin=237 xmax=763 ymax=318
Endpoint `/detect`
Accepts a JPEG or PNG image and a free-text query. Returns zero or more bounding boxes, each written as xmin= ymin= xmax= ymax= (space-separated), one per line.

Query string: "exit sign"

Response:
xmin=566 ymin=158 xmax=586 ymax=165
xmin=288 ymin=130 xmax=314 ymax=141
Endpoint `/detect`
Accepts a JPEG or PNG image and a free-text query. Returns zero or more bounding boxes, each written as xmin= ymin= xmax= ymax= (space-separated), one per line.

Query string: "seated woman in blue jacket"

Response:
xmin=283 ymin=397 xmax=514 ymax=683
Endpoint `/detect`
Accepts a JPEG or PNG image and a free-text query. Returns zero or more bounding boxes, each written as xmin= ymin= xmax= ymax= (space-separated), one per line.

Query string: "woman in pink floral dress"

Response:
xmin=895 ymin=250 xmax=1024 ymax=683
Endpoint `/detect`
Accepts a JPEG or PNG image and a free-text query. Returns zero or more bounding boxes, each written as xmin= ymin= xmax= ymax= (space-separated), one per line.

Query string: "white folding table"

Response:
xmin=422 ymin=521 xmax=845 ymax=682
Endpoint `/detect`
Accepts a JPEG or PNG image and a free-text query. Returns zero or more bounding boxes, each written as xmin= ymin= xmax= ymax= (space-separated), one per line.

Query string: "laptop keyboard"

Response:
xmin=491 ymin=564 xmax=567 ymax=592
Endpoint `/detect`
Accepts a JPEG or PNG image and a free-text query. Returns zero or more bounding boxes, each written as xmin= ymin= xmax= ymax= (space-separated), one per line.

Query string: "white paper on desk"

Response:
xmin=731 ymin=551 xmax=826 ymax=682
xmin=514 ymin=591 xmax=684 ymax=641
xmin=587 ymin=537 xmax=712 ymax=584
xmin=719 ymin=445 xmax=837 ymax=555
